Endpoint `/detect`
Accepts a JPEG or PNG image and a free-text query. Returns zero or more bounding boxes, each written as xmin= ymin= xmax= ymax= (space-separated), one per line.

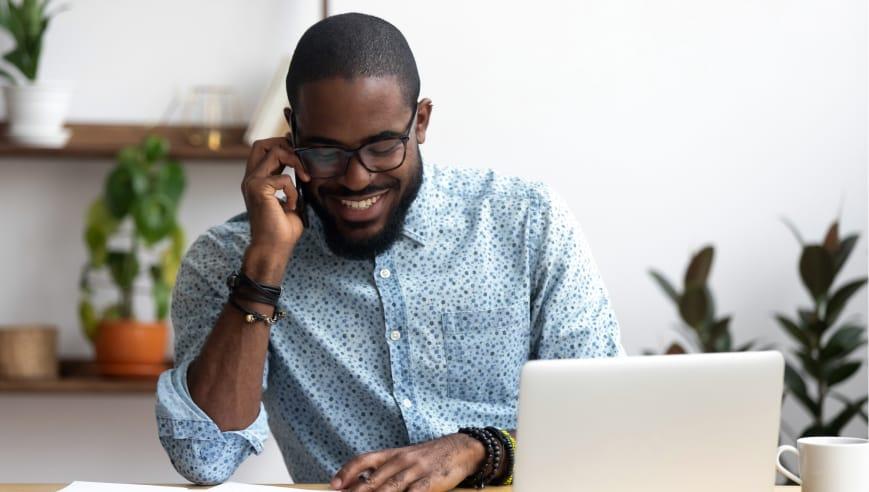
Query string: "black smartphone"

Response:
xmin=287 ymin=130 xmax=309 ymax=228
xmin=295 ymin=179 xmax=308 ymax=228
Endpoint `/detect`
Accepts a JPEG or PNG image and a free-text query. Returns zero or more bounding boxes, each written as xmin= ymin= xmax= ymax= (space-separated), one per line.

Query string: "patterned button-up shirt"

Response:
xmin=155 ymin=164 xmax=624 ymax=484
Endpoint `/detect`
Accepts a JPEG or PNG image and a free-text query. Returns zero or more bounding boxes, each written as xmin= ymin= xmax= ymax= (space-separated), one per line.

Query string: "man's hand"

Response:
xmin=331 ymin=433 xmax=486 ymax=492
xmin=241 ymin=136 xmax=311 ymax=284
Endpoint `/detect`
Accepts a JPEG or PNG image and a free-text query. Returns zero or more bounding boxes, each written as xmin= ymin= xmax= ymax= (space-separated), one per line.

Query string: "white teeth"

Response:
xmin=340 ymin=194 xmax=381 ymax=210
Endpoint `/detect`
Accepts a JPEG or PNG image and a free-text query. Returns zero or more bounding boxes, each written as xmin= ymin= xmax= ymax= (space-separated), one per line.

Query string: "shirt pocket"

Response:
xmin=442 ymin=301 xmax=530 ymax=404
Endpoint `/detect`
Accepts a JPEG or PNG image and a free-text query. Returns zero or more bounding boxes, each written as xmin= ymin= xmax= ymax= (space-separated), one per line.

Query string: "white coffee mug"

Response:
xmin=776 ymin=436 xmax=869 ymax=492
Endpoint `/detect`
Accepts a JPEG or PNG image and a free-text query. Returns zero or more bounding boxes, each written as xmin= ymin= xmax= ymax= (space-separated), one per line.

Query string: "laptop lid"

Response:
xmin=513 ymin=351 xmax=783 ymax=492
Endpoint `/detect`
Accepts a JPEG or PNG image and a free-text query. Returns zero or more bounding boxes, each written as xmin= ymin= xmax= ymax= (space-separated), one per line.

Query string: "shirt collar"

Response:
xmin=399 ymin=166 xmax=434 ymax=248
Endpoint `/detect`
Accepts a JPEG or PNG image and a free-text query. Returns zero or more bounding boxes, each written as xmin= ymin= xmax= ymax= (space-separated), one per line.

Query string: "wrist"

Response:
xmin=242 ymin=244 xmax=290 ymax=285
xmin=457 ymin=432 xmax=487 ymax=475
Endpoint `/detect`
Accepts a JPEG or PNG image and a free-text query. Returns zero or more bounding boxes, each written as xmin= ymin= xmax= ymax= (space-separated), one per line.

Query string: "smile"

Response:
xmin=339 ymin=192 xmax=386 ymax=210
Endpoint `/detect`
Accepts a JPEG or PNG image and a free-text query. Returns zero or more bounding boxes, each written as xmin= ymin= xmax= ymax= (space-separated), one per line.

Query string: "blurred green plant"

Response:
xmin=0 ymin=0 xmax=66 ymax=83
xmin=78 ymin=136 xmax=186 ymax=342
xmin=649 ymin=245 xmax=759 ymax=354
xmin=778 ymin=219 xmax=868 ymax=437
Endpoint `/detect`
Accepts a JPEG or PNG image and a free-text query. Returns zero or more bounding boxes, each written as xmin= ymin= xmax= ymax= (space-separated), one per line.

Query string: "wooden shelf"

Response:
xmin=0 ymin=359 xmax=163 ymax=394
xmin=0 ymin=123 xmax=250 ymax=161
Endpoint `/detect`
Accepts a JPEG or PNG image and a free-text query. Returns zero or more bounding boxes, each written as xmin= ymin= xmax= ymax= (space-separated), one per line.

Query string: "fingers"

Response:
xmin=242 ymin=174 xmax=298 ymax=212
xmin=352 ymin=457 xmax=417 ymax=492
xmin=332 ymin=450 xmax=395 ymax=490
xmin=405 ymin=476 xmax=432 ymax=492
xmin=245 ymin=137 xmax=311 ymax=182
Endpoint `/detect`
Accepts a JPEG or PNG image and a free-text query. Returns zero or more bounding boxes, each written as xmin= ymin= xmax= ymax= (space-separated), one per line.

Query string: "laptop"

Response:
xmin=512 ymin=351 xmax=784 ymax=492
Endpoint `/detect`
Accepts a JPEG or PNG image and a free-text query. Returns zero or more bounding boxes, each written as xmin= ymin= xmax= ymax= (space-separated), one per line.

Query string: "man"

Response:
xmin=156 ymin=12 xmax=623 ymax=491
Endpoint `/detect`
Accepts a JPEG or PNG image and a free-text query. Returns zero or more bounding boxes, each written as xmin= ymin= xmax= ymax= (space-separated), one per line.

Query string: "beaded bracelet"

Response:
xmin=458 ymin=427 xmax=500 ymax=488
xmin=488 ymin=427 xmax=515 ymax=486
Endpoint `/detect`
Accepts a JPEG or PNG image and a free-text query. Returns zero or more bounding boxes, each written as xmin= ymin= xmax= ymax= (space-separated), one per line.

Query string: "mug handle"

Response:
xmin=776 ymin=445 xmax=802 ymax=484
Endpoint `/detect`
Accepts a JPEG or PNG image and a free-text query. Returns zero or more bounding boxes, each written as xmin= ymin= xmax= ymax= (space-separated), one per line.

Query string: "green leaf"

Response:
xmin=142 ymin=135 xmax=169 ymax=162
xmin=834 ymin=234 xmax=859 ymax=276
xmin=78 ymin=298 xmax=98 ymax=342
xmin=649 ymin=270 xmax=679 ymax=304
xmin=821 ymin=325 xmax=866 ymax=360
xmin=83 ymin=198 xmax=118 ymax=267
xmin=679 ymin=287 xmax=708 ymax=329
xmin=132 ymin=192 xmax=176 ymax=245
xmin=799 ymin=245 xmax=835 ymax=301
xmin=710 ymin=316 xmax=732 ymax=352
xmin=797 ymin=309 xmax=829 ymax=338
xmin=775 ymin=314 xmax=810 ymax=347
xmin=104 ymin=161 xmax=148 ymax=218
xmin=170 ymin=224 xmax=185 ymax=261
xmin=796 ymin=351 xmax=821 ymax=378
xmin=684 ymin=246 xmax=714 ymax=289
xmin=84 ymin=224 xmax=107 ymax=267
xmin=785 ymin=362 xmax=818 ymax=416
xmin=712 ymin=329 xmax=732 ymax=352
xmin=825 ymin=396 xmax=869 ymax=436
xmin=154 ymin=159 xmax=185 ymax=205
xmin=826 ymin=361 xmax=862 ymax=387
xmin=106 ymin=251 xmax=139 ymax=291
xmin=160 ymin=242 xmax=182 ymax=287
xmin=152 ymin=277 xmax=170 ymax=320
xmin=825 ymin=278 xmax=867 ymax=326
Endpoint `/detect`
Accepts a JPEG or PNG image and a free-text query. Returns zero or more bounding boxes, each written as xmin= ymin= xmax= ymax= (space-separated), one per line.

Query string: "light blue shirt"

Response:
xmin=155 ymin=164 xmax=623 ymax=484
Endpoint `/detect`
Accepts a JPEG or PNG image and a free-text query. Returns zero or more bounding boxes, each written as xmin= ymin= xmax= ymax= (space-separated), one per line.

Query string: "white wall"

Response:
xmin=1 ymin=0 xmax=866 ymax=484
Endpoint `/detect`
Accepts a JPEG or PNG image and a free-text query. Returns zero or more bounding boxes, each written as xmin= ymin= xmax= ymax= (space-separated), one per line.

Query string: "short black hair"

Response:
xmin=285 ymin=13 xmax=420 ymax=113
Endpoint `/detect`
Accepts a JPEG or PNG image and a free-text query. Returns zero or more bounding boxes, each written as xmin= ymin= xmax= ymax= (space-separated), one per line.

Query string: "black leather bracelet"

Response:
xmin=227 ymin=271 xmax=282 ymax=306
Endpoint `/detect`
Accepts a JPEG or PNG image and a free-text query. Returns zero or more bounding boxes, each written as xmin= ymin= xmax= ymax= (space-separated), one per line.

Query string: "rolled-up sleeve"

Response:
xmin=527 ymin=184 xmax=625 ymax=360
xmin=155 ymin=229 xmax=270 ymax=485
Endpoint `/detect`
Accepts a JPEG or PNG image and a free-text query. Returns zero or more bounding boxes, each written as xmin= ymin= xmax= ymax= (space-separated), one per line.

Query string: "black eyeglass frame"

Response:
xmin=291 ymin=107 xmax=418 ymax=180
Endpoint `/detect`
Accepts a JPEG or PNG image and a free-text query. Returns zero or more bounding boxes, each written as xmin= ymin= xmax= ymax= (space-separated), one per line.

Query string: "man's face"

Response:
xmin=287 ymin=76 xmax=432 ymax=259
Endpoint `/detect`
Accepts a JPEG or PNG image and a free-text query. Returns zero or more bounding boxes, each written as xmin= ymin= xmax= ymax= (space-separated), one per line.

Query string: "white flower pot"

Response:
xmin=3 ymin=82 xmax=71 ymax=147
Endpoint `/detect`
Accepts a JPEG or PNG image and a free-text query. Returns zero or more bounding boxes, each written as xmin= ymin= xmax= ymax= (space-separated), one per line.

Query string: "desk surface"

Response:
xmin=0 ymin=486 xmax=801 ymax=491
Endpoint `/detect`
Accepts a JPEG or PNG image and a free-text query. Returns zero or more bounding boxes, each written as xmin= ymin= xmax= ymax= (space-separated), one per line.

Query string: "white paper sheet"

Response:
xmin=57 ymin=483 xmax=191 ymax=492
xmin=209 ymin=483 xmax=337 ymax=491
xmin=57 ymin=481 xmax=336 ymax=491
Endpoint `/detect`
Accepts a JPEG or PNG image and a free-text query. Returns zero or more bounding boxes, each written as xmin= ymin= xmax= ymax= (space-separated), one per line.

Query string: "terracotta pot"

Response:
xmin=94 ymin=319 xmax=168 ymax=377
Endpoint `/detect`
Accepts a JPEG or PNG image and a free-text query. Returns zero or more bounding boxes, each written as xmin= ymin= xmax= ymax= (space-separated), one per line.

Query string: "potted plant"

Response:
xmin=777 ymin=219 xmax=868 ymax=437
xmin=0 ymin=0 xmax=69 ymax=147
xmin=78 ymin=135 xmax=186 ymax=377
xmin=648 ymin=245 xmax=761 ymax=354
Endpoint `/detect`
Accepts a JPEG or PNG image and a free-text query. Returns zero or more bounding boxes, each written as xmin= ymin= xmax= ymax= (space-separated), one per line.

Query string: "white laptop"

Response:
xmin=513 ymin=351 xmax=784 ymax=492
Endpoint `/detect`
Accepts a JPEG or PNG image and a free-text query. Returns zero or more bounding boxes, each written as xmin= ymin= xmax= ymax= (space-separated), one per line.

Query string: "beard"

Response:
xmin=302 ymin=156 xmax=424 ymax=261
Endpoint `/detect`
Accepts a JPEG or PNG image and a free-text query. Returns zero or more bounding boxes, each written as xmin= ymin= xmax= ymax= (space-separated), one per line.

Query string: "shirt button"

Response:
xmin=390 ymin=330 xmax=401 ymax=341
xmin=379 ymin=268 xmax=391 ymax=279
xmin=402 ymin=398 xmax=413 ymax=408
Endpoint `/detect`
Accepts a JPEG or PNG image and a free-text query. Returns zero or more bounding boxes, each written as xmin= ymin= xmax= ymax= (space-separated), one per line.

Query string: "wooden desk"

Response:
xmin=0 ymin=485 xmax=800 ymax=491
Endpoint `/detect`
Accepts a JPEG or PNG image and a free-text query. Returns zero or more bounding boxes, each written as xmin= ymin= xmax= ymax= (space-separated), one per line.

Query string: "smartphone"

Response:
xmin=295 ymin=178 xmax=308 ymax=228
xmin=287 ymin=130 xmax=309 ymax=228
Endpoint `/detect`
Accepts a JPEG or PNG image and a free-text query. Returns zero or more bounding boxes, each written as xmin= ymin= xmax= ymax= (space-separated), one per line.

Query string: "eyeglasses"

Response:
xmin=292 ymin=108 xmax=417 ymax=179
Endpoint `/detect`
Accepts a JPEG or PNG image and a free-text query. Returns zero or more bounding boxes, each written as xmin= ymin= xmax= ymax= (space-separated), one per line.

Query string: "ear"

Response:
xmin=414 ymin=98 xmax=433 ymax=144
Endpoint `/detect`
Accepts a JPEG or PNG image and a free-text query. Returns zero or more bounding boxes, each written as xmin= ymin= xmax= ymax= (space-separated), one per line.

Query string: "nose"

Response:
xmin=339 ymin=153 xmax=373 ymax=191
